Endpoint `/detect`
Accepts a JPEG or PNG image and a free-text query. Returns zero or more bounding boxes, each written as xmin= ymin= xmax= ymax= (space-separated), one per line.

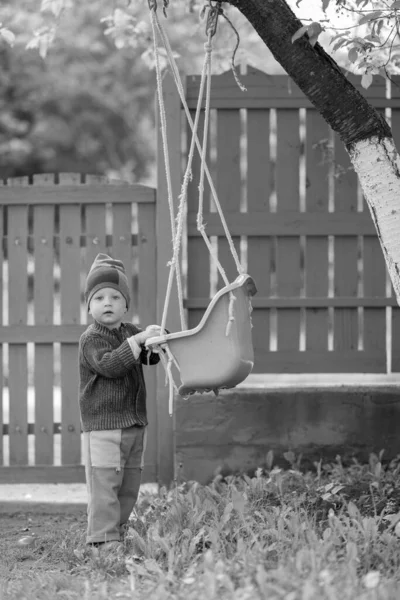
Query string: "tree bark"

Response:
xmin=349 ymin=137 xmax=400 ymax=297
xmin=225 ymin=0 xmax=400 ymax=302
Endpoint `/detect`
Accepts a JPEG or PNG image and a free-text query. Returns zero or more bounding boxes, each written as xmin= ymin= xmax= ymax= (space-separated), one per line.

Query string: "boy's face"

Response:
xmin=89 ymin=287 xmax=127 ymax=329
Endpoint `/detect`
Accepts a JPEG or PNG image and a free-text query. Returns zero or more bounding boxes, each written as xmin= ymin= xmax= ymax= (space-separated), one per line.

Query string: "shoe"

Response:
xmin=100 ymin=540 xmax=124 ymax=555
xmin=120 ymin=523 xmax=128 ymax=541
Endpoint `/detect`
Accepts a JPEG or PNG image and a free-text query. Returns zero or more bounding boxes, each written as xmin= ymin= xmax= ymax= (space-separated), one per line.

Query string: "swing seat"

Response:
xmin=146 ymin=274 xmax=257 ymax=397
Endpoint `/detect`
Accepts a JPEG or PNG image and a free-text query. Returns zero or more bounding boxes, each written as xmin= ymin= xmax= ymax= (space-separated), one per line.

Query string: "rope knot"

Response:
xmin=205 ymin=1 xmax=223 ymax=38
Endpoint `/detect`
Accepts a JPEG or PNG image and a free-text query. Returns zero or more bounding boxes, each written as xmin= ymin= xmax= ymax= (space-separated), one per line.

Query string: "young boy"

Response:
xmin=79 ymin=253 xmax=162 ymax=551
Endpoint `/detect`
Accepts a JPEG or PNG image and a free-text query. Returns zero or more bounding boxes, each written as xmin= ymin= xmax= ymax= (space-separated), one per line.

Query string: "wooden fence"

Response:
xmin=0 ymin=174 xmax=158 ymax=483
xmin=167 ymin=68 xmax=400 ymax=375
xmin=2 ymin=69 xmax=400 ymax=485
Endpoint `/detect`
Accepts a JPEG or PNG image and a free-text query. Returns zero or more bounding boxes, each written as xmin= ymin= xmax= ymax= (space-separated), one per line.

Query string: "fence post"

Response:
xmin=155 ymin=72 xmax=182 ymax=485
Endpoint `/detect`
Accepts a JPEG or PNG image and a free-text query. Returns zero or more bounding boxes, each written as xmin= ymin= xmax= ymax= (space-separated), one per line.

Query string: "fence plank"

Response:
xmin=8 ymin=201 xmax=28 ymax=465
xmin=137 ymin=203 xmax=157 ymax=480
xmin=392 ymin=308 xmax=400 ymax=371
xmin=333 ymin=136 xmax=359 ymax=358
xmin=0 ymin=324 xmax=86 ymax=342
xmin=0 ymin=183 xmax=155 ymax=205
xmin=186 ymin=211 xmax=377 ymax=236
xmin=185 ymin=296 xmax=397 ymax=309
xmin=0 ymin=465 xmax=85 ymax=484
xmin=59 ymin=197 xmax=81 ymax=465
xmin=85 ymin=202 xmax=107 ymax=266
xmin=112 ymin=203 xmax=135 ymax=321
xmin=247 ymin=108 xmax=271 ymax=372
xmin=389 ymin=107 xmax=400 ymax=371
xmin=0 ymin=463 xmax=157 ymax=484
xmin=84 ymin=176 xmax=108 ymax=270
xmin=363 ymin=235 xmax=386 ymax=371
xmin=33 ymin=201 xmax=55 ymax=464
xmin=84 ymin=200 xmax=107 ymax=330
xmin=185 ymin=69 xmax=390 ymax=109
xmin=275 ymin=109 xmax=301 ymax=353
xmin=0 ymin=206 xmax=3 ymax=465
xmin=216 ymin=108 xmax=242 ymax=285
xmin=305 ymin=111 xmax=330 ymax=352
xmin=258 ymin=349 xmax=387 ymax=373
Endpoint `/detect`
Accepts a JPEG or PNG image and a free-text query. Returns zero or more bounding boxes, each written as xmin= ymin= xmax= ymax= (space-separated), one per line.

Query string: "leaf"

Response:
xmin=284 ymin=450 xmax=296 ymax=464
xmin=358 ymin=11 xmax=382 ymax=26
xmin=331 ymin=38 xmax=349 ymax=53
xmin=321 ymin=492 xmax=332 ymax=501
xmin=232 ymin=488 xmax=246 ymax=514
xmin=40 ymin=0 xmax=64 ymax=18
xmin=347 ymin=501 xmax=360 ymax=519
xmin=0 ymin=27 xmax=15 ymax=47
xmin=331 ymin=485 xmax=344 ymax=495
xmin=362 ymin=72 xmax=373 ymax=89
xmin=391 ymin=0 xmax=400 ymax=8
xmin=348 ymin=47 xmax=359 ymax=63
xmin=144 ymin=558 xmax=163 ymax=574
xmin=346 ymin=541 xmax=358 ymax=561
xmin=307 ymin=21 xmax=324 ymax=39
xmin=221 ymin=502 xmax=233 ymax=526
xmin=330 ymin=32 xmax=347 ymax=42
xmin=364 ymin=33 xmax=381 ymax=44
xmin=265 ymin=449 xmax=274 ymax=470
xmin=292 ymin=25 xmax=308 ymax=43
xmin=383 ymin=512 xmax=400 ymax=525
xmin=363 ymin=571 xmax=380 ymax=589
xmin=323 ymin=527 xmax=331 ymax=540
xmin=322 ymin=0 xmax=331 ymax=11
xmin=374 ymin=462 xmax=382 ymax=479
xmin=26 ymin=27 xmax=55 ymax=59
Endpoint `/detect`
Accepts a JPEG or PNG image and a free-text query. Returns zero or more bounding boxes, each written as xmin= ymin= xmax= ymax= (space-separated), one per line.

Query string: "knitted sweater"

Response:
xmin=79 ymin=320 xmax=160 ymax=431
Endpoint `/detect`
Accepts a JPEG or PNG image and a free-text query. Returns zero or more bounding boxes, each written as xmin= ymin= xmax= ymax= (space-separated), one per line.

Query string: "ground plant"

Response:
xmin=1 ymin=452 xmax=400 ymax=599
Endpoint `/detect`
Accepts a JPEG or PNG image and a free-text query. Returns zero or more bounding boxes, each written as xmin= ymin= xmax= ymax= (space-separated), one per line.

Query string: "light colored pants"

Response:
xmin=83 ymin=425 xmax=147 ymax=544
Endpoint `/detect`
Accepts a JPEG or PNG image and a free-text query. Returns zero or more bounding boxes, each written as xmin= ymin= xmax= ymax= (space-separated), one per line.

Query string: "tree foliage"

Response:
xmin=3 ymin=0 xmax=400 ymax=179
xmin=294 ymin=0 xmax=400 ymax=88
xmin=0 ymin=0 xmax=210 ymax=181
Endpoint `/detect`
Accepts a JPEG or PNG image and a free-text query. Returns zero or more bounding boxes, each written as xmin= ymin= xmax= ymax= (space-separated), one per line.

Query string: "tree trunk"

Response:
xmin=226 ymin=0 xmax=400 ymax=302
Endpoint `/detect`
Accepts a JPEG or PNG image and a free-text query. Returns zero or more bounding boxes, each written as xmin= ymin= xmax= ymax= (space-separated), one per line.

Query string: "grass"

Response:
xmin=1 ymin=451 xmax=400 ymax=599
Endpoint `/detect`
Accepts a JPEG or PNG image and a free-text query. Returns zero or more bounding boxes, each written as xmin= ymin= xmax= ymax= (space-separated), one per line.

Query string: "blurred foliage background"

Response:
xmin=0 ymin=0 xmax=281 ymax=185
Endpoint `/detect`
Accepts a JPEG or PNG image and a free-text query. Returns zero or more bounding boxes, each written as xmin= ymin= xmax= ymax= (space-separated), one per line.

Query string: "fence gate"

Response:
xmin=162 ymin=67 xmax=400 ymax=376
xmin=0 ymin=173 xmax=158 ymax=484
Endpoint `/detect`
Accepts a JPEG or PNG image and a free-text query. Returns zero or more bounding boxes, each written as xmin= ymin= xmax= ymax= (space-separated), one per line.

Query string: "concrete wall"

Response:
xmin=175 ymin=385 xmax=400 ymax=484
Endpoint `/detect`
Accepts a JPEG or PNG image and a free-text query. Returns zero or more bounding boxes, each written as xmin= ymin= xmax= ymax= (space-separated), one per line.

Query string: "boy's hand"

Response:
xmin=146 ymin=324 xmax=163 ymax=337
xmin=134 ymin=325 xmax=163 ymax=346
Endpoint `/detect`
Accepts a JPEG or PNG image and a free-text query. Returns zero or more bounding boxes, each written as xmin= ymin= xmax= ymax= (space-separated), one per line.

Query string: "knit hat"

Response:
xmin=85 ymin=253 xmax=130 ymax=309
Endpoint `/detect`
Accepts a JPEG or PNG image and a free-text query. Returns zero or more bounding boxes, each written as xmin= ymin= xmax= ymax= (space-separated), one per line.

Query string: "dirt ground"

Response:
xmin=0 ymin=508 xmax=87 ymax=581
xmin=0 ymin=483 xmax=157 ymax=582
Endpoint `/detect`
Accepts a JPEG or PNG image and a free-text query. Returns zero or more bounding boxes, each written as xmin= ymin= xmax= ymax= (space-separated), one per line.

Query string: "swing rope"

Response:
xmin=150 ymin=10 xmax=186 ymax=333
xmin=152 ymin=7 xmax=244 ymax=280
xmin=196 ymin=30 xmax=237 ymax=336
xmin=151 ymin=8 xmax=214 ymax=334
